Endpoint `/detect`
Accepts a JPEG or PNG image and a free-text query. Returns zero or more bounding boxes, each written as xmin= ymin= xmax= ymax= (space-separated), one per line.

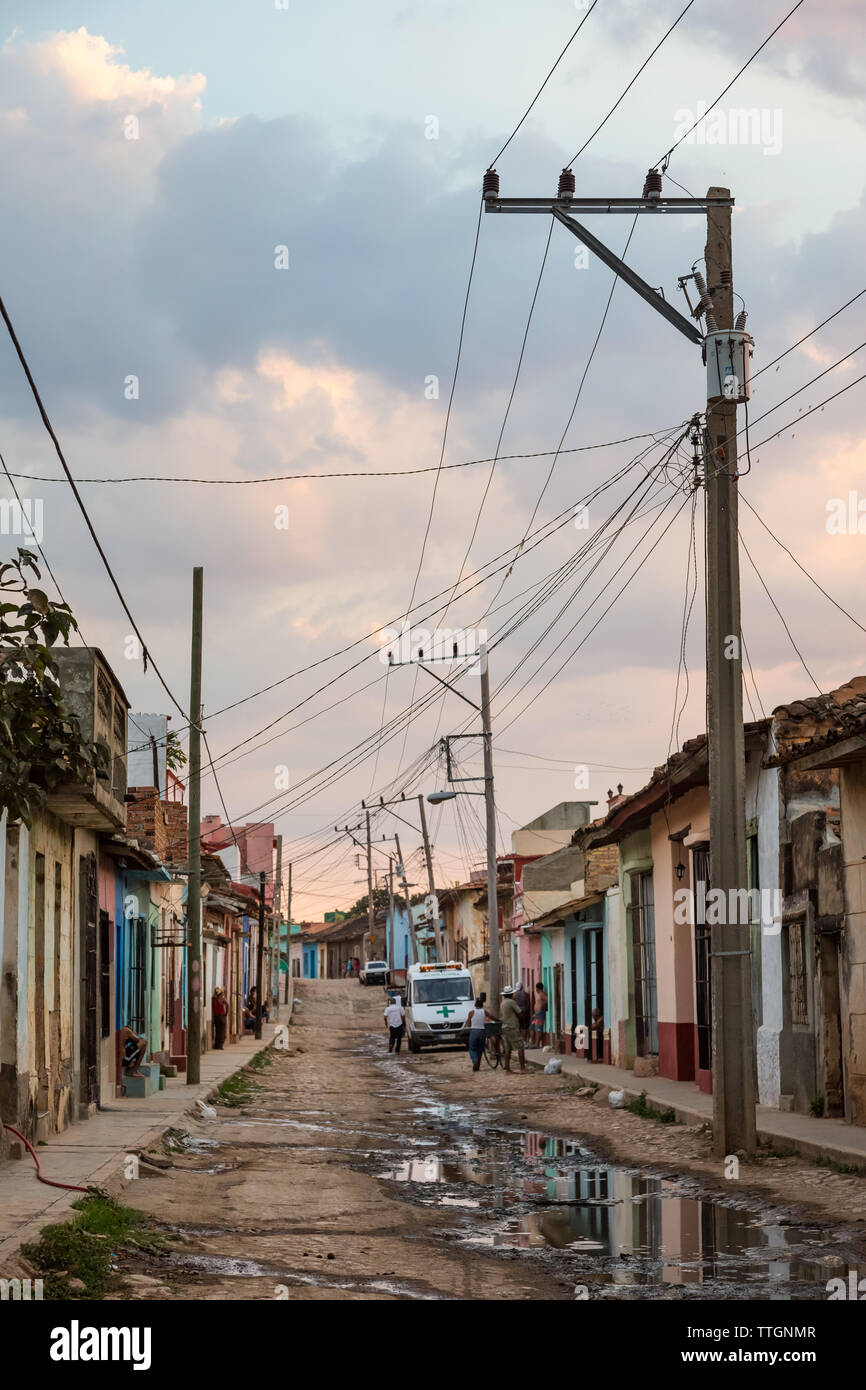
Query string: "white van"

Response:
xmin=404 ymin=962 xmax=475 ymax=1053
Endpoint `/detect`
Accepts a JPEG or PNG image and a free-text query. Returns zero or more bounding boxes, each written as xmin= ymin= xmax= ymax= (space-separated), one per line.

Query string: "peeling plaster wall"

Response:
xmin=0 ymin=809 xmax=77 ymax=1142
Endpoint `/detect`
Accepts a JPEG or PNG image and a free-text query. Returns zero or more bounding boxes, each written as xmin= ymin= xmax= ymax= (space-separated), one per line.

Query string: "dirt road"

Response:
xmin=116 ymin=979 xmax=866 ymax=1301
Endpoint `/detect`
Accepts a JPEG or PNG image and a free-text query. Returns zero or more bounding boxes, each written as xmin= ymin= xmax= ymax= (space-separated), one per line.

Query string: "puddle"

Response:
xmin=164 ymin=1132 xmax=223 ymax=1155
xmin=161 ymin=1252 xmax=443 ymax=1300
xmin=367 ymin=1044 xmax=863 ymax=1300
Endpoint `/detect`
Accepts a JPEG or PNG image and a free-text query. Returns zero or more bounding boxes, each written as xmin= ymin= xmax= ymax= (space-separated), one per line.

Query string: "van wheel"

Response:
xmin=408 ymin=1036 xmax=420 ymax=1054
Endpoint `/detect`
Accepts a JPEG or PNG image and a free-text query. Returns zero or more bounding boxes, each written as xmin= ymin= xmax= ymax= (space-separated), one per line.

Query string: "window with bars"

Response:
xmin=630 ymin=869 xmax=658 ymax=1056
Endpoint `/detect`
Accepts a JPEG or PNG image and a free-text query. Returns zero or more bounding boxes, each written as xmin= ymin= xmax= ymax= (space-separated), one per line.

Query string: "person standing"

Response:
xmin=212 ymin=986 xmax=228 ymax=1050
xmin=384 ymin=994 xmax=406 ymax=1053
xmin=530 ymin=981 xmax=548 ymax=1046
xmin=500 ymin=986 xmax=526 ymax=1072
xmin=466 ymin=997 xmax=487 ymax=1072
xmin=589 ymin=1007 xmax=605 ymax=1062
xmin=513 ymin=980 xmax=530 ymax=1041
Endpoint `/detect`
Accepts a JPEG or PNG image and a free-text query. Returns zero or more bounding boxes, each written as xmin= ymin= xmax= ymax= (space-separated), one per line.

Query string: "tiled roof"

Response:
xmin=769 ymin=676 xmax=866 ymax=765
xmin=574 ymin=722 xmax=768 ymax=850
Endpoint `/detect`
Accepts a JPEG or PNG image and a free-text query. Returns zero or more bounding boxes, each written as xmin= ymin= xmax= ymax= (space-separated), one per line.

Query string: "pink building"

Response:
xmin=201 ymin=816 xmax=276 ymax=905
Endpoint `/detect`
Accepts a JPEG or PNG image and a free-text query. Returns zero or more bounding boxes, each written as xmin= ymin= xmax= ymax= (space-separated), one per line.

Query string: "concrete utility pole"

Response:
xmin=284 ymin=860 xmax=292 ymax=1003
xmin=480 ymin=642 xmax=500 ymax=1010
xmin=417 ymin=793 xmax=443 ymax=961
xmin=255 ymin=870 xmax=265 ymax=1040
xmin=365 ymin=810 xmax=376 ymax=959
xmin=273 ymin=833 xmax=283 ymax=1021
xmin=387 ymin=857 xmax=396 ymax=976
xmin=186 ymin=567 xmax=203 ymax=1085
xmin=483 ymin=168 xmax=756 ymax=1147
xmin=393 ymin=831 xmax=418 ymax=964
xmin=704 ymin=186 xmax=756 ymax=1155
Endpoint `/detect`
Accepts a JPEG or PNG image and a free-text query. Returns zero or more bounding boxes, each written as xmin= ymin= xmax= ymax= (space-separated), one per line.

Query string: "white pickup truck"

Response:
xmin=359 ymin=960 xmax=390 ymax=986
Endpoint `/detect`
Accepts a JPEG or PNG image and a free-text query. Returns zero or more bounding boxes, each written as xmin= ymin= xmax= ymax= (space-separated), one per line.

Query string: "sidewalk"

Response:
xmin=525 ymin=1048 xmax=866 ymax=1169
xmin=0 ymin=1024 xmax=276 ymax=1265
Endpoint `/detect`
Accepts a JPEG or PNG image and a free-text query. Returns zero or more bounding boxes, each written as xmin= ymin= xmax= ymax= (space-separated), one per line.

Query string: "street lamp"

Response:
xmin=427 ymin=790 xmax=456 ymax=804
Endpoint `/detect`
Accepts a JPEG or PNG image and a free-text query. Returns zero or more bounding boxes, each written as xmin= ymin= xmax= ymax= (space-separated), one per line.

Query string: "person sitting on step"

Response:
xmin=119 ymin=1025 xmax=147 ymax=1079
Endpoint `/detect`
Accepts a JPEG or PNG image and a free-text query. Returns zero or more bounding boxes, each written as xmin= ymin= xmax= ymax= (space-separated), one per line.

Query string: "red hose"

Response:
xmin=2 ymin=1123 xmax=90 ymax=1192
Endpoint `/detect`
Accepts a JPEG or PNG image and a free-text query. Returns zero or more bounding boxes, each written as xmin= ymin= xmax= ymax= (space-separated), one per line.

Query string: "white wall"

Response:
xmin=127 ymin=713 xmax=169 ymax=791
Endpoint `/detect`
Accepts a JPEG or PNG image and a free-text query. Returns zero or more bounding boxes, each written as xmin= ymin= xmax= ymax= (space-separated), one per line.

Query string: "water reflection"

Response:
xmin=378 ymin=1128 xmax=859 ymax=1293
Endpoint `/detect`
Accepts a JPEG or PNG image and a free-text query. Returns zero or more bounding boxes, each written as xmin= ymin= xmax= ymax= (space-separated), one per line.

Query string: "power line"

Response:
xmin=0 ymin=291 xmax=189 ymax=721
xmin=739 ymin=495 xmax=866 ymax=639
xmin=752 ymin=288 xmax=866 ymax=381
xmin=489 ymin=0 xmax=602 ymax=165
xmin=655 ymin=0 xmax=807 ymax=169
xmin=416 ymin=216 xmax=558 ymax=760
xmin=496 ymin=490 xmax=693 ymax=734
xmin=738 ymin=529 xmax=824 ymax=697
xmin=747 ymin=339 xmax=866 ymax=431
xmin=4 ymin=428 xmax=676 ymax=486
xmin=568 ymin=0 xmax=698 ymax=164
xmin=748 ymin=367 xmax=866 ymax=451
xmin=480 ymin=214 xmax=641 ymax=621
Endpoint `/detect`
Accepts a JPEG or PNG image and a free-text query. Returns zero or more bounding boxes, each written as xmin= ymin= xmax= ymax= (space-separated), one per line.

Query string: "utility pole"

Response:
xmin=387 ymin=857 xmax=396 ymax=977
xmin=284 ymin=860 xmax=292 ymax=1003
xmin=416 ymin=794 xmax=443 ymax=961
xmin=393 ymin=831 xmax=418 ymax=964
xmin=365 ymin=809 xmax=376 ymax=960
xmin=479 ymin=642 xmax=500 ymax=1010
xmin=705 ymin=186 xmax=756 ymax=1155
xmin=483 ymin=167 xmax=755 ymax=1148
xmin=273 ymin=833 xmax=282 ymax=1022
xmin=255 ymin=869 xmax=265 ymax=1040
xmin=186 ymin=567 xmax=203 ymax=1085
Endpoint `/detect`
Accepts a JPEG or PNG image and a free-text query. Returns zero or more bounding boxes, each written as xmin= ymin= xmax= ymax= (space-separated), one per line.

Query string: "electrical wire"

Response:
xmin=0 ymin=291 xmax=189 ymax=721
xmin=738 ymin=529 xmax=824 ymax=697
xmin=739 ymin=495 xmax=866 ymax=638
xmin=655 ymin=0 xmax=807 ymax=169
xmin=752 ymin=288 xmax=866 ymax=381
xmin=489 ymin=0 xmax=602 ymax=165
xmin=568 ymin=0 xmax=698 ymax=163
xmin=4 ymin=428 xmax=677 ymax=486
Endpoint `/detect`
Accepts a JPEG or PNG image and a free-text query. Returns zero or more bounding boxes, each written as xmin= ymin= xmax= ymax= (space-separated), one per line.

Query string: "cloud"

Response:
xmin=1 ymin=21 xmax=865 ymax=917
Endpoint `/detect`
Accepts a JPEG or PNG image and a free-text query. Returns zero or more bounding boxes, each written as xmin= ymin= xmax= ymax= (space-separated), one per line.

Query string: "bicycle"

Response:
xmin=483 ymin=1020 xmax=503 ymax=1069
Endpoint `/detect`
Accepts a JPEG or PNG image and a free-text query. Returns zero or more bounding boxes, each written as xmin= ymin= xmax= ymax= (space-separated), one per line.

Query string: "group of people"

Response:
xmin=380 ymin=978 xmax=551 ymax=1073
xmin=209 ymin=985 xmax=270 ymax=1049
xmin=118 ymin=982 xmax=277 ymax=1079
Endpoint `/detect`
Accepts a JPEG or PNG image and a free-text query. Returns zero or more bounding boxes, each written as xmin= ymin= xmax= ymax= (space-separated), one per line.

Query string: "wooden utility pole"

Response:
xmin=480 ymin=642 xmax=500 ymax=1010
xmin=186 ymin=568 xmax=203 ymax=1085
xmin=417 ymin=794 xmax=443 ymax=961
xmin=365 ymin=810 xmax=376 ymax=959
xmin=705 ymin=186 xmax=756 ymax=1155
xmin=255 ymin=870 xmax=265 ymax=1039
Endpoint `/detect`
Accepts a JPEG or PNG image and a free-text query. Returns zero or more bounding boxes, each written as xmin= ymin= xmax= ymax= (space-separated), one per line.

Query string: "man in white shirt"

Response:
xmin=384 ymin=996 xmax=406 ymax=1053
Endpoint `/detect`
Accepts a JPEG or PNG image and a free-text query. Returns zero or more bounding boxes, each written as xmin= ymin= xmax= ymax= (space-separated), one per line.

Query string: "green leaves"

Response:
xmin=0 ymin=548 xmax=94 ymax=826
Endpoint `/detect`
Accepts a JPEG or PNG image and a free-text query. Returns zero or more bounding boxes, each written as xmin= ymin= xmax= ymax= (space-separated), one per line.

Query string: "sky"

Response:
xmin=1 ymin=1 xmax=865 ymax=918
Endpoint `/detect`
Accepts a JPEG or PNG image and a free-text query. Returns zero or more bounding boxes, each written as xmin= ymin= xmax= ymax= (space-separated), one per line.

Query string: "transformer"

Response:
xmin=705 ymin=328 xmax=753 ymax=403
